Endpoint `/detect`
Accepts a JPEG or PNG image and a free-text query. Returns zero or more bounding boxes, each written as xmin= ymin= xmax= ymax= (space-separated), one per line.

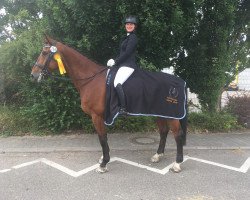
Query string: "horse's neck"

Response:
xmin=58 ymin=43 xmax=104 ymax=90
xmin=60 ymin=43 xmax=102 ymax=75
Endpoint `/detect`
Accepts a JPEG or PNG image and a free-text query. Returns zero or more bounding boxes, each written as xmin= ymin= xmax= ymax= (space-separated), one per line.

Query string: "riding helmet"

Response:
xmin=124 ymin=16 xmax=137 ymax=24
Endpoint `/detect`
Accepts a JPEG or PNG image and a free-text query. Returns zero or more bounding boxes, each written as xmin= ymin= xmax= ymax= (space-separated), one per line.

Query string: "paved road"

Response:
xmin=0 ymin=132 xmax=250 ymax=200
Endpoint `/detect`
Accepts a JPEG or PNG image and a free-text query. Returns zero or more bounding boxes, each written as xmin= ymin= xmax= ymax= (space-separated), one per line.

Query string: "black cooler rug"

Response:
xmin=104 ymin=67 xmax=187 ymax=125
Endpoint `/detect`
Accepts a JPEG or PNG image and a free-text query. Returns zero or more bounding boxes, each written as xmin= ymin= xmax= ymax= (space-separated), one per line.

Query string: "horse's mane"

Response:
xmin=45 ymin=36 xmax=103 ymax=67
xmin=64 ymin=44 xmax=103 ymax=67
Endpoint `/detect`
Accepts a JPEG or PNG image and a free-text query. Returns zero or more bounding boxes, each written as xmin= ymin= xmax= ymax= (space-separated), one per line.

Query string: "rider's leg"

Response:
xmin=114 ymin=66 xmax=134 ymax=87
xmin=114 ymin=67 xmax=134 ymax=113
xmin=115 ymin=83 xmax=126 ymax=113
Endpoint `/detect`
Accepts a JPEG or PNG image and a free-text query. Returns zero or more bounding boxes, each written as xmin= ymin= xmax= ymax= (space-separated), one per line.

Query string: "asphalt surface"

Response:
xmin=1 ymin=131 xmax=250 ymax=153
xmin=0 ymin=131 xmax=250 ymax=200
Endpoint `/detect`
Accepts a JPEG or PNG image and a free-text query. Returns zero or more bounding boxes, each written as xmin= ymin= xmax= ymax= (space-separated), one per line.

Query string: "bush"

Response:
xmin=108 ymin=116 xmax=156 ymax=133
xmin=1 ymin=103 xmax=244 ymax=135
xmin=226 ymin=94 xmax=250 ymax=128
xmin=21 ymin=78 xmax=92 ymax=133
xmin=188 ymin=111 xmax=240 ymax=132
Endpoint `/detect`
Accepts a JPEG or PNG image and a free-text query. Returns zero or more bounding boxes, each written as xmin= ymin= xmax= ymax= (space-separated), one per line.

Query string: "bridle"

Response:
xmin=34 ymin=43 xmax=109 ymax=83
xmin=34 ymin=44 xmax=57 ymax=81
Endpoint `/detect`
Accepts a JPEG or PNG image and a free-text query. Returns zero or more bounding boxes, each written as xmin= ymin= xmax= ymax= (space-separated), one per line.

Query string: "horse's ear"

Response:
xmin=44 ymin=33 xmax=52 ymax=45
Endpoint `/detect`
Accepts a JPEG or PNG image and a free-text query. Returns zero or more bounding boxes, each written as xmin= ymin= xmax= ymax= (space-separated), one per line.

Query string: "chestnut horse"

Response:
xmin=31 ymin=36 xmax=187 ymax=173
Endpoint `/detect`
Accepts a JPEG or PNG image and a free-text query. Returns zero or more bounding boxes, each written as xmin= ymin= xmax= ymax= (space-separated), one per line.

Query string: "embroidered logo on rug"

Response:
xmin=169 ymin=86 xmax=179 ymax=98
xmin=166 ymin=86 xmax=179 ymax=104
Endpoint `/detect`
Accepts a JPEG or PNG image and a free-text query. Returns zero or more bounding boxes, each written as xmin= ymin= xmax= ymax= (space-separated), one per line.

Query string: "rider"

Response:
xmin=107 ymin=15 xmax=138 ymax=114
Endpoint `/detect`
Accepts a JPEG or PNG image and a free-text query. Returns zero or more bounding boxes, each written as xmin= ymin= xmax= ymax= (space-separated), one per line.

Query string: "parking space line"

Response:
xmin=112 ymin=157 xmax=172 ymax=174
xmin=41 ymin=158 xmax=100 ymax=177
xmin=0 ymin=169 xmax=11 ymax=173
xmin=0 ymin=156 xmax=249 ymax=177
xmin=239 ymin=157 xmax=250 ymax=173
xmin=186 ymin=156 xmax=250 ymax=173
xmin=12 ymin=159 xmax=42 ymax=169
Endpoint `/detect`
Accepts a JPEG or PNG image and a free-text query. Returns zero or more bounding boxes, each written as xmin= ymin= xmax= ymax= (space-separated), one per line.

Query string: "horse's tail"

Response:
xmin=180 ymin=84 xmax=188 ymax=146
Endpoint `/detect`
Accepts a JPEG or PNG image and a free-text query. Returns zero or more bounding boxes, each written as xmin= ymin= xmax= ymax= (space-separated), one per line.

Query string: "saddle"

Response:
xmin=104 ymin=67 xmax=187 ymax=125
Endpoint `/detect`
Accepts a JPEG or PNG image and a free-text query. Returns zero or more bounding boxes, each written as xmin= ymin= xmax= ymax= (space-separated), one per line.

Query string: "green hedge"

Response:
xmin=1 ymin=103 xmax=243 ymax=136
xmin=188 ymin=111 xmax=241 ymax=132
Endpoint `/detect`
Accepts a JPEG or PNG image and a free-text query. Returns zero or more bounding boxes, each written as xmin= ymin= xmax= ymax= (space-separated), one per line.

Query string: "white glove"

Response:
xmin=107 ymin=59 xmax=115 ymax=67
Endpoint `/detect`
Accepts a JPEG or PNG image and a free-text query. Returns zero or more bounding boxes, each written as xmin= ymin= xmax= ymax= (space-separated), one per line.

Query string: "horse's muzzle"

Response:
xmin=30 ymin=72 xmax=41 ymax=83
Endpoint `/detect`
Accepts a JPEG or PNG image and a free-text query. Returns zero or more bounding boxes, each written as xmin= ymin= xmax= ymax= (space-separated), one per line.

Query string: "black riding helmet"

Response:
xmin=124 ymin=16 xmax=137 ymax=24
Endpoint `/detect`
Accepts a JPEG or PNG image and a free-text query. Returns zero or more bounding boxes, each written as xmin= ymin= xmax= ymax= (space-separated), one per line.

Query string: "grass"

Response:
xmin=0 ymin=105 xmax=48 ymax=136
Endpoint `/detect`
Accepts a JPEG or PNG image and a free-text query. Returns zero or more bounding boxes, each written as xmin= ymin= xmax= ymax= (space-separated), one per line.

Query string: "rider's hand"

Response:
xmin=107 ymin=59 xmax=115 ymax=67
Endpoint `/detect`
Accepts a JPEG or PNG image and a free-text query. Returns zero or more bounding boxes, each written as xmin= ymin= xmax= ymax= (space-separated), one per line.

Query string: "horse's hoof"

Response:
xmin=170 ymin=162 xmax=182 ymax=173
xmin=98 ymin=156 xmax=103 ymax=164
xmin=151 ymin=153 xmax=164 ymax=163
xmin=96 ymin=166 xmax=108 ymax=173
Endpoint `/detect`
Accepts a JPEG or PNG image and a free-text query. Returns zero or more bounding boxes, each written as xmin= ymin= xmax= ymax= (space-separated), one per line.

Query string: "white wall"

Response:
xmin=238 ymin=68 xmax=250 ymax=91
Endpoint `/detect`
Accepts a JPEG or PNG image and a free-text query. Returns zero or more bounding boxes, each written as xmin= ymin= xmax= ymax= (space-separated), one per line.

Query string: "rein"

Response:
xmin=50 ymin=66 xmax=108 ymax=83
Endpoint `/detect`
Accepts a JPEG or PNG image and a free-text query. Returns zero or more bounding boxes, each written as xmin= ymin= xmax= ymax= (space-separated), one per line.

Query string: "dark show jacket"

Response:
xmin=115 ymin=32 xmax=138 ymax=69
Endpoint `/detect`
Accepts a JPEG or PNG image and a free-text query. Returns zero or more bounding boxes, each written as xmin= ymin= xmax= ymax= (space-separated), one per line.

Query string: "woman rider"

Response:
xmin=107 ymin=16 xmax=138 ymax=114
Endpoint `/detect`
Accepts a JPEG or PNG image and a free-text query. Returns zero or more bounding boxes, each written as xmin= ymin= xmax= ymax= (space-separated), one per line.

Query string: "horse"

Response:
xmin=31 ymin=36 xmax=187 ymax=173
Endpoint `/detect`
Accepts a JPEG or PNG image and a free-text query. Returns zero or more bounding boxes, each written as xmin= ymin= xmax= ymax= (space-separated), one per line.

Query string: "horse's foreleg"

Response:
xmin=91 ymin=114 xmax=110 ymax=173
xmin=97 ymin=134 xmax=110 ymax=172
xmin=151 ymin=118 xmax=169 ymax=163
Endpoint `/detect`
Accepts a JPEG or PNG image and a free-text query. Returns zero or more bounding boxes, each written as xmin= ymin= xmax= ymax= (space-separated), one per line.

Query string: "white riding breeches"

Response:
xmin=114 ymin=66 xmax=134 ymax=87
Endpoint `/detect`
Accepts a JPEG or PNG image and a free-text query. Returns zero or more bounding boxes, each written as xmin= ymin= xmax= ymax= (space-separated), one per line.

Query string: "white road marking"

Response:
xmin=0 ymin=169 xmax=11 ymax=173
xmin=112 ymin=157 xmax=170 ymax=174
xmin=185 ymin=156 xmax=250 ymax=173
xmin=12 ymin=159 xmax=42 ymax=169
xmin=41 ymin=158 xmax=80 ymax=177
xmin=239 ymin=157 xmax=250 ymax=173
xmin=0 ymin=156 xmax=249 ymax=177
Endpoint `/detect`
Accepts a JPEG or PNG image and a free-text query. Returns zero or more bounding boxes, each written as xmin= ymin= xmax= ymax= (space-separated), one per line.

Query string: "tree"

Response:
xmin=0 ymin=0 xmax=249 ymax=119
xmin=0 ymin=0 xmax=42 ymax=44
xmin=0 ymin=67 xmax=5 ymax=103
xmin=175 ymin=0 xmax=250 ymax=111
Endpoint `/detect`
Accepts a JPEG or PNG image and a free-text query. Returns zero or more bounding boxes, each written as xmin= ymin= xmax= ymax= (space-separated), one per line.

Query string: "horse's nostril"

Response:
xmin=30 ymin=73 xmax=38 ymax=81
xmin=30 ymin=74 xmax=35 ymax=79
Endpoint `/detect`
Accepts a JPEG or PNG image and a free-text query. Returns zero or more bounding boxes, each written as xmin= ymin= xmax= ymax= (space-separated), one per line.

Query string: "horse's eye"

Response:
xmin=42 ymin=51 xmax=48 ymax=56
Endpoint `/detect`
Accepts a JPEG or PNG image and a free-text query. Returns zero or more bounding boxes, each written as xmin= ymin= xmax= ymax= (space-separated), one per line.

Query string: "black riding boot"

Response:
xmin=115 ymin=83 xmax=127 ymax=115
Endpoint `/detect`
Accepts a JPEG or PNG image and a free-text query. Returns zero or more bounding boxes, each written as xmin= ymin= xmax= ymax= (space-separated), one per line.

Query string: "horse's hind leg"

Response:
xmin=151 ymin=118 xmax=170 ymax=163
xmin=91 ymin=114 xmax=110 ymax=173
xmin=170 ymin=120 xmax=183 ymax=173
